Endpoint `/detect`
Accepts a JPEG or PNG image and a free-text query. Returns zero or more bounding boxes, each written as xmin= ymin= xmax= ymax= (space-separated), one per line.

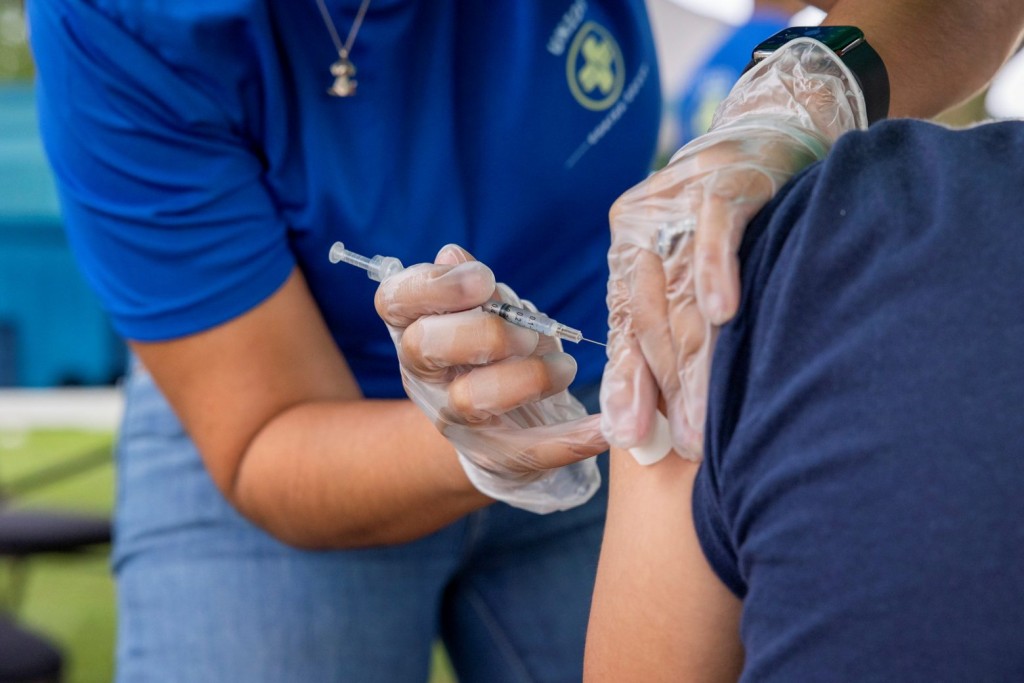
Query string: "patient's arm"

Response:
xmin=584 ymin=448 xmax=744 ymax=682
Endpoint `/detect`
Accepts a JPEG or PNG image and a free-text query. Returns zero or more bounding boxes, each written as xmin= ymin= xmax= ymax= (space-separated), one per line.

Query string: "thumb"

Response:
xmin=517 ymin=414 xmax=609 ymax=470
xmin=436 ymin=243 xmax=475 ymax=266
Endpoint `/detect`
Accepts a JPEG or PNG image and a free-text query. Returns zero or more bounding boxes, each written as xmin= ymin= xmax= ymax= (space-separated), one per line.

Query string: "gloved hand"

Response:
xmin=602 ymin=38 xmax=869 ymax=460
xmin=375 ymin=244 xmax=605 ymax=514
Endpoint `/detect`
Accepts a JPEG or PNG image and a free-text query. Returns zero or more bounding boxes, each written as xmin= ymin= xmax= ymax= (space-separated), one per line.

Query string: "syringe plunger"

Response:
xmin=328 ymin=241 xmax=404 ymax=282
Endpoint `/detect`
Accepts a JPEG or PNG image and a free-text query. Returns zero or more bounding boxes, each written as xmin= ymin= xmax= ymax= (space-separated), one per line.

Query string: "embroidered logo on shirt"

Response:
xmin=566 ymin=21 xmax=624 ymax=111
xmin=546 ymin=2 xmax=651 ymax=168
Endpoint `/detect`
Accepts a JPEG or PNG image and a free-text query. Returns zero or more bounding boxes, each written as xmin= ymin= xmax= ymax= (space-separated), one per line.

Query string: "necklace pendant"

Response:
xmin=327 ymin=54 xmax=358 ymax=98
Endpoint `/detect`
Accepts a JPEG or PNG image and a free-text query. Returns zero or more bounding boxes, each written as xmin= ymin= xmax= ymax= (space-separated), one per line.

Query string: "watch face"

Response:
xmin=752 ymin=26 xmax=864 ymax=60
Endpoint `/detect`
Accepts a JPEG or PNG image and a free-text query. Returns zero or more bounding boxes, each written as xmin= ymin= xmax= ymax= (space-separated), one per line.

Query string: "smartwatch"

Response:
xmin=744 ymin=26 xmax=890 ymax=124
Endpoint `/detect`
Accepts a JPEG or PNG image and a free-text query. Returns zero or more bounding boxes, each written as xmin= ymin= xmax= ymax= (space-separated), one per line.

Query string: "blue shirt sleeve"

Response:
xmin=695 ymin=119 xmax=1024 ymax=680
xmin=29 ymin=0 xmax=294 ymax=341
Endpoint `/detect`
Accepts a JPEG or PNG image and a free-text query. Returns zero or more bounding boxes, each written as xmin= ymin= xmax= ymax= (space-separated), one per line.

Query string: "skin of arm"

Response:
xmin=815 ymin=0 xmax=1024 ymax=118
xmin=584 ymin=447 xmax=744 ymax=682
xmin=131 ymin=267 xmax=492 ymax=550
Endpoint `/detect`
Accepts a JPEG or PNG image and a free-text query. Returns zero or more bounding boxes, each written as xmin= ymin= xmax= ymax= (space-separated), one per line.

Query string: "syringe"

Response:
xmin=328 ymin=241 xmax=404 ymax=282
xmin=328 ymin=241 xmax=605 ymax=347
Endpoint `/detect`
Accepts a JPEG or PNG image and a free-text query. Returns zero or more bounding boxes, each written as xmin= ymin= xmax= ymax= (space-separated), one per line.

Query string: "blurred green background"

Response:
xmin=0 ymin=0 xmax=32 ymax=81
xmin=2 ymin=429 xmax=116 ymax=683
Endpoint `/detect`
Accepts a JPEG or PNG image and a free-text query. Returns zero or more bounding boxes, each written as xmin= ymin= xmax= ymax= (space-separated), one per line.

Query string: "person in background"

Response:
xmin=647 ymin=0 xmax=808 ymax=163
xmin=644 ymin=0 xmax=728 ymax=162
xmin=675 ymin=0 xmax=806 ymax=146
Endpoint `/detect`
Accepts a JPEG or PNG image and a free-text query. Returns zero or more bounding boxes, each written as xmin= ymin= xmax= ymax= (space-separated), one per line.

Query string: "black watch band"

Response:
xmin=743 ymin=26 xmax=890 ymax=125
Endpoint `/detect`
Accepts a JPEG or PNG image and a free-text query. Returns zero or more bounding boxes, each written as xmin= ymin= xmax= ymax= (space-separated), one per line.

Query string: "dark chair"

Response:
xmin=0 ymin=507 xmax=112 ymax=610
xmin=0 ymin=615 xmax=62 ymax=683
xmin=0 ymin=441 xmax=113 ymax=682
xmin=0 ymin=510 xmax=110 ymax=555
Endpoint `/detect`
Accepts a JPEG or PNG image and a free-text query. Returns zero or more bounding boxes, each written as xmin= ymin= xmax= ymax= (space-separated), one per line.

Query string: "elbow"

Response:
xmin=252 ymin=514 xmax=411 ymax=552
xmin=228 ymin=483 xmax=426 ymax=551
xmin=227 ymin=486 xmax=379 ymax=551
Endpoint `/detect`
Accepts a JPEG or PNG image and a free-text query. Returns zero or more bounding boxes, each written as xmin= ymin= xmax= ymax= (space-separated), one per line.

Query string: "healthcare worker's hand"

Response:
xmin=602 ymin=38 xmax=869 ymax=460
xmin=375 ymin=244 xmax=605 ymax=514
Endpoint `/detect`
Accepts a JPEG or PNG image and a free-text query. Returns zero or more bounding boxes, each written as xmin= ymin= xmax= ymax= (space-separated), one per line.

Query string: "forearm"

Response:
xmin=821 ymin=0 xmax=1024 ymax=117
xmin=234 ymin=397 xmax=491 ymax=549
xmin=132 ymin=269 xmax=492 ymax=552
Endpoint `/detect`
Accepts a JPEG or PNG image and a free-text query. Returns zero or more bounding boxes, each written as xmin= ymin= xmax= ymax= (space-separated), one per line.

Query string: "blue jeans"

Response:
xmin=112 ymin=361 xmax=607 ymax=682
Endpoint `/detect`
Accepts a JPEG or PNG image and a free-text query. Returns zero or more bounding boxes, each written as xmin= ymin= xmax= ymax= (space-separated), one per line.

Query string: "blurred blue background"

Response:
xmin=0 ymin=0 xmax=126 ymax=388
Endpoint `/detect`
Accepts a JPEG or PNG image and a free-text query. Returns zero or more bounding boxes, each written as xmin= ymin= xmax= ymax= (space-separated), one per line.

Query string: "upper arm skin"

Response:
xmin=585 ymin=448 xmax=743 ymax=682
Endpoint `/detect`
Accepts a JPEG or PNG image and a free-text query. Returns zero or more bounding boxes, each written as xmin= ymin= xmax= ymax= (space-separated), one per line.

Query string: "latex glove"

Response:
xmin=375 ymin=244 xmax=605 ymax=514
xmin=602 ymin=38 xmax=869 ymax=460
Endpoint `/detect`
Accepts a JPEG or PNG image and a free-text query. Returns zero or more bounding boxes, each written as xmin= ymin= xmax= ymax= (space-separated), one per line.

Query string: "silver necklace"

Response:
xmin=315 ymin=0 xmax=372 ymax=97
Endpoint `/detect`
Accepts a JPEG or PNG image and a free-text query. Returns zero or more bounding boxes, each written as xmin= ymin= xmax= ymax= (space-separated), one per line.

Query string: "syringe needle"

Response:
xmin=581 ymin=338 xmax=606 ymax=347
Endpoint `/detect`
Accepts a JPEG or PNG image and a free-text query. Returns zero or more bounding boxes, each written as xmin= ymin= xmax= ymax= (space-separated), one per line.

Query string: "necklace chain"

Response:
xmin=315 ymin=0 xmax=372 ymax=97
xmin=315 ymin=0 xmax=371 ymax=59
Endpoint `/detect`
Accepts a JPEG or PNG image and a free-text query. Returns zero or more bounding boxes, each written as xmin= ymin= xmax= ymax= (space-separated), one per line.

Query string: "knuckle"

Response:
xmin=482 ymin=314 xmax=512 ymax=354
xmin=373 ymin=284 xmax=395 ymax=323
xmin=447 ymin=376 xmax=489 ymax=423
xmin=521 ymin=356 xmax=554 ymax=396
xmin=679 ymin=326 xmax=706 ymax=357
xmin=398 ymin=321 xmax=429 ymax=370
xmin=694 ymin=241 xmax=723 ymax=272
xmin=609 ymin=194 xmax=629 ymax=224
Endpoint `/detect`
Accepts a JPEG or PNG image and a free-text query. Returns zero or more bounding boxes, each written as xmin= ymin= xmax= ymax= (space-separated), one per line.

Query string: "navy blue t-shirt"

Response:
xmin=696 ymin=119 xmax=1024 ymax=681
xmin=29 ymin=0 xmax=659 ymax=398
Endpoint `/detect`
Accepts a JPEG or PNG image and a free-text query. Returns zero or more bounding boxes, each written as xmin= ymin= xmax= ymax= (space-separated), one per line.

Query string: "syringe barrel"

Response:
xmin=483 ymin=301 xmax=553 ymax=335
xmin=367 ymin=256 xmax=404 ymax=282
xmin=483 ymin=301 xmax=582 ymax=344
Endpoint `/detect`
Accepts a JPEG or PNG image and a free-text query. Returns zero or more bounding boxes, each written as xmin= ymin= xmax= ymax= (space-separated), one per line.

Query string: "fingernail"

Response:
xmin=543 ymin=352 xmax=578 ymax=387
xmin=450 ymin=261 xmax=489 ymax=275
xmin=437 ymin=244 xmax=469 ymax=264
xmin=705 ymin=291 xmax=725 ymax=323
xmin=447 ymin=262 xmax=495 ymax=295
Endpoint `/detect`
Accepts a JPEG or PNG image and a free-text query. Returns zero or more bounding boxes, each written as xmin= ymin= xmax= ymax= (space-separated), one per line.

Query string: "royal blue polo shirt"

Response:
xmin=29 ymin=0 xmax=660 ymax=397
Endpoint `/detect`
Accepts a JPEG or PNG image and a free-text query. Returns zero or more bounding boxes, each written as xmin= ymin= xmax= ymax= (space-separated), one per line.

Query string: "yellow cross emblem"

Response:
xmin=578 ymin=35 xmax=616 ymax=95
xmin=566 ymin=22 xmax=625 ymax=111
